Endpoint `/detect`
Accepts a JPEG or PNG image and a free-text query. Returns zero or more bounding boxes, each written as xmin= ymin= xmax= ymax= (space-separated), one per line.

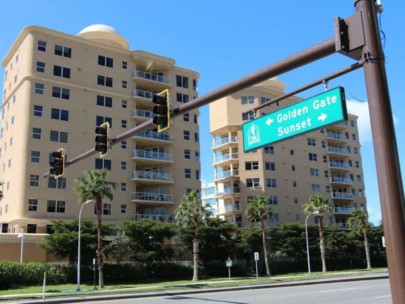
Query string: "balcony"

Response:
xmin=213 ymin=152 xmax=239 ymax=165
xmin=216 ymin=187 xmax=241 ymax=198
xmin=133 ymin=130 xmax=173 ymax=145
xmin=329 ymin=161 xmax=351 ymax=171
xmin=132 ymin=171 xmax=174 ymax=184
xmin=327 ymin=121 xmax=348 ymax=131
xmin=224 ymin=204 xmax=241 ymax=213
xmin=132 ymin=149 xmax=173 ymax=164
xmin=212 ymin=136 xmax=238 ymax=150
xmin=132 ymin=70 xmax=171 ymax=90
xmin=215 ymin=169 xmax=239 ymax=181
xmin=132 ymin=109 xmax=154 ymax=121
xmin=325 ymin=132 xmax=348 ymax=143
xmin=330 ymin=176 xmax=353 ymax=186
xmin=334 ymin=207 xmax=353 ymax=215
xmin=327 ymin=147 xmax=349 ymax=157
xmin=132 ymin=213 xmax=174 ymax=224
xmin=131 ymin=192 xmax=174 ymax=204
xmin=336 ymin=223 xmax=350 ymax=230
xmin=331 ymin=192 xmax=354 ymax=200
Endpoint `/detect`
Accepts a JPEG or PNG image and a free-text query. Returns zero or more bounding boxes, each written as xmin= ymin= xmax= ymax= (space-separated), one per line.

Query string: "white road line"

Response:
xmin=374 ymin=295 xmax=391 ymax=299
xmin=318 ymin=288 xmax=358 ymax=293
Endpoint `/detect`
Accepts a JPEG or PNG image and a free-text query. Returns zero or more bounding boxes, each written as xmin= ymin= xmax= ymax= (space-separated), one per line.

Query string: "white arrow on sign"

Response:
xmin=318 ymin=113 xmax=327 ymax=122
xmin=265 ymin=118 xmax=274 ymax=126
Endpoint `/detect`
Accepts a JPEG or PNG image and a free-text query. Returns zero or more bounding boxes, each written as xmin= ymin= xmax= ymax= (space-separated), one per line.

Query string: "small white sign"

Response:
xmin=254 ymin=252 xmax=259 ymax=261
xmin=382 ymin=236 xmax=385 ymax=248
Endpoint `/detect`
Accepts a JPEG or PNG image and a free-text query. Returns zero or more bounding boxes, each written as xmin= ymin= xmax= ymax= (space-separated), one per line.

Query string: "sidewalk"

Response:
xmin=1 ymin=271 xmax=389 ymax=304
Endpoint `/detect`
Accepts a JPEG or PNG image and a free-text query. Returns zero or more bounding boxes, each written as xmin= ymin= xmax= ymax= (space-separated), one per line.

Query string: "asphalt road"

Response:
xmin=79 ymin=278 xmax=390 ymax=304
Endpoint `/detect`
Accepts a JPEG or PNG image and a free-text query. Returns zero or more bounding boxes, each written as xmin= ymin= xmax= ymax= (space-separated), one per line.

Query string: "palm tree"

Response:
xmin=303 ymin=194 xmax=332 ymax=273
xmin=175 ymin=191 xmax=210 ymax=281
xmin=246 ymin=194 xmax=273 ymax=277
xmin=74 ymin=169 xmax=117 ymax=288
xmin=348 ymin=208 xmax=372 ymax=270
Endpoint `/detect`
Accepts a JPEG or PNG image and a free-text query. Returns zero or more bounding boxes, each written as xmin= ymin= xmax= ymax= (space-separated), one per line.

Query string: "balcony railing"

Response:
xmin=214 ymin=153 xmax=239 ymax=164
xmin=132 ymin=150 xmax=173 ymax=162
xmin=213 ymin=136 xmax=238 ymax=148
xmin=132 ymin=89 xmax=155 ymax=100
xmin=334 ymin=207 xmax=353 ymax=215
xmin=132 ymin=171 xmax=174 ymax=183
xmin=217 ymin=187 xmax=241 ymax=196
xmin=329 ymin=162 xmax=351 ymax=170
xmin=327 ymin=147 xmax=349 ymax=155
xmin=331 ymin=192 xmax=354 ymax=200
xmin=132 ymin=213 xmax=174 ymax=223
xmin=325 ymin=133 xmax=348 ymax=141
xmin=330 ymin=176 xmax=353 ymax=185
xmin=132 ymin=70 xmax=172 ymax=85
xmin=132 ymin=109 xmax=154 ymax=119
xmin=135 ymin=130 xmax=173 ymax=142
xmin=215 ymin=169 xmax=239 ymax=180
xmin=132 ymin=192 xmax=174 ymax=203
xmin=224 ymin=204 xmax=241 ymax=213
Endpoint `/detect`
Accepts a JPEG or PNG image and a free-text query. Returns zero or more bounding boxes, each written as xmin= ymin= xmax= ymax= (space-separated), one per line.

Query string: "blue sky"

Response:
xmin=1 ymin=1 xmax=404 ymax=224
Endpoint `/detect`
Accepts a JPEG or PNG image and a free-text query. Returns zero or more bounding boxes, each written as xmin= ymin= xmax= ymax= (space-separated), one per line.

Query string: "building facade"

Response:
xmin=210 ymin=78 xmax=366 ymax=228
xmin=0 ymin=24 xmax=201 ymax=234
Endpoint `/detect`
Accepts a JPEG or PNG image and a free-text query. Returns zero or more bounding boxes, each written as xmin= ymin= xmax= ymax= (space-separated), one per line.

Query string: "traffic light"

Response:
xmin=152 ymin=89 xmax=170 ymax=132
xmin=50 ymin=149 xmax=65 ymax=178
xmin=95 ymin=121 xmax=110 ymax=157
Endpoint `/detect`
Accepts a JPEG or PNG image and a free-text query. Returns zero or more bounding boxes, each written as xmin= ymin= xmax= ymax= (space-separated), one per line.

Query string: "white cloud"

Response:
xmin=346 ymin=99 xmax=400 ymax=145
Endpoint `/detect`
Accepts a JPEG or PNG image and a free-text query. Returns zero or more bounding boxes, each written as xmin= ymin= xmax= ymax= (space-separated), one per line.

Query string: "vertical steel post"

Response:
xmin=355 ymin=1 xmax=405 ymax=302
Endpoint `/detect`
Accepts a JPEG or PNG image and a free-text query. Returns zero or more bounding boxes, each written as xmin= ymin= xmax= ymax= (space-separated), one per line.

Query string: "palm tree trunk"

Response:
xmin=318 ymin=217 xmax=327 ymax=272
xmin=261 ymin=220 xmax=271 ymax=276
xmin=363 ymin=226 xmax=372 ymax=270
xmin=192 ymin=237 xmax=200 ymax=281
xmin=96 ymin=199 xmax=104 ymax=288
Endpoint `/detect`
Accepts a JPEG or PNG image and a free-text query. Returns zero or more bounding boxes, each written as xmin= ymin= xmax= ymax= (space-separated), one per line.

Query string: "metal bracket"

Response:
xmin=334 ymin=12 xmax=365 ymax=60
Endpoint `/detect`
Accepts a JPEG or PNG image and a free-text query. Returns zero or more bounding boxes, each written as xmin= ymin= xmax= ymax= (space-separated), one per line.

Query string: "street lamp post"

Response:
xmin=17 ymin=228 xmax=24 ymax=263
xmin=77 ymin=200 xmax=95 ymax=292
xmin=305 ymin=212 xmax=319 ymax=275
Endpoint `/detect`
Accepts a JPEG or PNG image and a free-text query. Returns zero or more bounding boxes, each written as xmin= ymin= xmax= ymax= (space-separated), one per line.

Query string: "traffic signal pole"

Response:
xmin=355 ymin=1 xmax=405 ymax=302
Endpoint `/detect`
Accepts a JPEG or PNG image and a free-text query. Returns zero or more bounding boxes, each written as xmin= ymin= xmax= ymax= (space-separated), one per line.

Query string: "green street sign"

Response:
xmin=243 ymin=87 xmax=348 ymax=152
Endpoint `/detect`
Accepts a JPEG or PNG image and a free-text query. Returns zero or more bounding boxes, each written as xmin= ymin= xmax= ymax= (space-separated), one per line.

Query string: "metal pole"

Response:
xmin=305 ymin=214 xmax=311 ymax=275
xmin=355 ymin=1 xmax=405 ymax=303
xmin=20 ymin=228 xmax=24 ymax=264
xmin=77 ymin=200 xmax=94 ymax=292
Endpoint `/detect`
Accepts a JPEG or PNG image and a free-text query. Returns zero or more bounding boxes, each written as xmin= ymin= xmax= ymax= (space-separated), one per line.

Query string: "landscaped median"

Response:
xmin=0 ymin=268 xmax=388 ymax=302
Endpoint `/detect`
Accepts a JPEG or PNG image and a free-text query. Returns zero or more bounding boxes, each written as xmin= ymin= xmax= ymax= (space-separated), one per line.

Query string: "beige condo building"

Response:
xmin=210 ymin=78 xmax=367 ymax=228
xmin=0 ymin=24 xmax=201 ymax=235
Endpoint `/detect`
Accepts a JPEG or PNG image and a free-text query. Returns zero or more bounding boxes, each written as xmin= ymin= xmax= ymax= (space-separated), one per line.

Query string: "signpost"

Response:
xmin=243 ymin=87 xmax=347 ymax=152
xmin=254 ymin=252 xmax=259 ymax=279
xmin=226 ymin=258 xmax=233 ymax=278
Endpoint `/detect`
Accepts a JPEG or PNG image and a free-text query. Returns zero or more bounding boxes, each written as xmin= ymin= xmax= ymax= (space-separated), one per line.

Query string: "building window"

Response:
xmin=36 ymin=61 xmax=45 ymax=73
xmin=292 ymin=165 xmax=296 ymax=171
xmin=31 ymin=151 xmax=40 ymax=163
xmin=98 ymin=55 xmax=113 ymax=68
xmin=50 ymin=130 xmax=68 ymax=143
xmin=122 ymin=80 xmax=127 ymax=89
xmin=185 ymin=169 xmax=191 ymax=179
xmin=195 ymin=151 xmax=200 ymax=160
xmin=290 ymin=150 xmax=294 ymax=155
xmin=321 ymin=141 xmax=326 ymax=148
xmin=324 ymin=170 xmax=329 ymax=178
xmin=309 ymin=153 xmax=318 ymax=161
xmin=51 ymin=108 xmax=69 ymax=121
xmin=52 ymin=87 xmax=70 ymax=99
xmin=184 ymin=149 xmax=191 ymax=159
xmin=29 ymin=175 xmax=39 ymax=187
xmin=53 ymin=65 xmax=71 ymax=78
xmin=122 ymin=61 xmax=128 ymax=69
xmin=32 ymin=127 xmax=42 ymax=139
xmin=194 ymin=114 xmax=198 ymax=124
xmin=196 ymin=170 xmax=200 ymax=180
xmin=268 ymin=196 xmax=278 ymax=205
xmin=38 ymin=40 xmax=46 ymax=52
xmin=193 ymin=79 xmax=198 ymax=91
xmin=245 ymin=161 xmax=259 ymax=170
xmin=323 ymin=155 xmax=328 ymax=163
xmin=35 ymin=83 xmax=44 ymax=95
xmin=28 ymin=199 xmax=38 ymax=211
xmin=97 ymin=75 xmax=113 ymax=87
xmin=194 ymin=132 xmax=199 ymax=142
xmin=264 ymin=145 xmax=274 ymax=154
xmin=122 ymin=100 xmax=127 ymax=108
xmin=121 ymin=204 xmax=127 ymax=213
xmin=55 ymin=45 xmax=72 ymax=58
xmin=121 ymin=141 xmax=127 ymax=149
xmin=355 ymin=161 xmax=360 ymax=168
xmin=354 ymin=147 xmax=358 ymax=154
xmin=310 ymin=168 xmax=319 ymax=176
xmin=260 ymin=97 xmax=270 ymax=104
xmin=294 ymin=197 xmax=299 ymax=204
xmin=307 ymin=138 xmax=316 ymax=146
xmin=103 ymin=203 xmax=111 ymax=215
xmin=183 ymin=130 xmax=190 ymax=140
xmin=97 ymin=95 xmax=113 ymax=108
xmin=121 ymin=120 xmax=127 ymax=128
xmin=95 ymin=158 xmax=111 ymax=170
xmin=176 ymin=93 xmax=189 ymax=103
xmin=270 ymin=213 xmax=280 ymax=223
xmin=352 ymin=133 xmax=357 ymax=140
xmin=121 ymin=183 xmax=127 ymax=191
xmin=265 ymin=162 xmax=275 ymax=171
xmin=241 ymin=96 xmax=255 ymax=105
xmin=121 ymin=161 xmax=127 ymax=170
xmin=48 ymin=177 xmax=66 ymax=189
xmin=311 ymin=184 xmax=321 ymax=192
xmin=357 ymin=174 xmax=362 ymax=182
xmin=47 ymin=200 xmax=65 ymax=213
xmin=266 ymin=178 xmax=277 ymax=188
xmin=246 ymin=178 xmax=260 ymax=188
xmin=176 ymin=75 xmax=189 ymax=88
xmin=242 ymin=112 xmax=255 ymax=121
xmin=183 ymin=113 xmax=189 ymax=122
xmin=96 ymin=116 xmax=112 ymax=127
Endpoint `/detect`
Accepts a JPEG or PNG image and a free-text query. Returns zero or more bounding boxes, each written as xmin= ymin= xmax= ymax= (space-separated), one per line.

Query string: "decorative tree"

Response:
xmin=348 ymin=208 xmax=372 ymax=269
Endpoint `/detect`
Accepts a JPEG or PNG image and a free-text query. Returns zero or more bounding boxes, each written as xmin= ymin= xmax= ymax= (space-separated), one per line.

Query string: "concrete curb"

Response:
xmin=12 ymin=272 xmax=389 ymax=304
